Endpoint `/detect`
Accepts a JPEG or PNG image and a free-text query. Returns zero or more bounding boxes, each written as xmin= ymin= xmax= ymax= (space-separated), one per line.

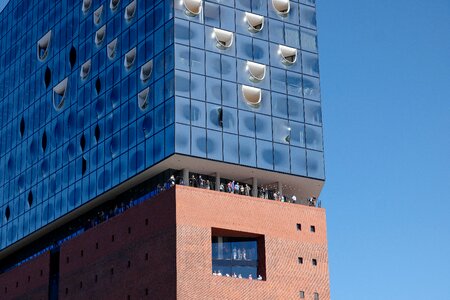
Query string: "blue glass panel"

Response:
xmin=307 ymin=150 xmax=324 ymax=179
xmin=207 ymin=130 xmax=223 ymax=161
xmin=256 ymin=139 xmax=273 ymax=170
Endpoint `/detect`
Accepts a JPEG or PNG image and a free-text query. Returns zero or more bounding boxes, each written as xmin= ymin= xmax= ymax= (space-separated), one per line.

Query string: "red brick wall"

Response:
xmin=58 ymin=190 xmax=177 ymax=300
xmin=0 ymin=251 xmax=50 ymax=300
xmin=0 ymin=185 xmax=330 ymax=300
xmin=175 ymin=186 xmax=330 ymax=300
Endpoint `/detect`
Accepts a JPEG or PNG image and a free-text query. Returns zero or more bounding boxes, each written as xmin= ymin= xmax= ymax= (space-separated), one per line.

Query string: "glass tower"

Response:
xmin=0 ymin=0 xmax=324 ymax=252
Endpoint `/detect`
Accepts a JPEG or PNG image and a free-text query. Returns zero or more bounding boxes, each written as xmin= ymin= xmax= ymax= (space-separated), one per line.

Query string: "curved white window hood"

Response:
xmin=278 ymin=45 xmax=297 ymax=65
xmin=124 ymin=47 xmax=137 ymax=69
xmin=138 ymin=88 xmax=150 ymax=111
xmin=242 ymin=85 xmax=262 ymax=106
xmin=246 ymin=61 xmax=266 ymax=82
xmin=53 ymin=78 xmax=68 ymax=111
xmin=82 ymin=0 xmax=92 ymax=13
xmin=124 ymin=0 xmax=136 ymax=21
xmin=107 ymin=38 xmax=118 ymax=59
xmin=94 ymin=5 xmax=103 ymax=25
xmin=37 ymin=30 xmax=52 ymax=62
xmin=272 ymin=0 xmax=290 ymax=16
xmin=213 ymin=28 xmax=234 ymax=50
xmin=245 ymin=12 xmax=264 ymax=33
xmin=80 ymin=60 xmax=91 ymax=80
xmin=110 ymin=0 xmax=120 ymax=11
xmin=140 ymin=60 xmax=153 ymax=83
xmin=183 ymin=0 xmax=202 ymax=16
xmin=95 ymin=25 xmax=106 ymax=46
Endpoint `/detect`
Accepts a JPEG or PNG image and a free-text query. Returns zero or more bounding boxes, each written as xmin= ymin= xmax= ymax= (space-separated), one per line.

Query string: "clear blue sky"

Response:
xmin=317 ymin=0 xmax=450 ymax=299
xmin=1 ymin=0 xmax=449 ymax=299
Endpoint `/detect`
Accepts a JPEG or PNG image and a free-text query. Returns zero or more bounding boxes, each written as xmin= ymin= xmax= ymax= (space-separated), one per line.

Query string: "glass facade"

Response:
xmin=0 ymin=0 xmax=324 ymax=251
xmin=173 ymin=0 xmax=324 ymax=177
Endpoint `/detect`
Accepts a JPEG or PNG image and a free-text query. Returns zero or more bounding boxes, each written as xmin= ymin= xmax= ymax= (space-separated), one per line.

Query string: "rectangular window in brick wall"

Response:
xmin=211 ymin=228 xmax=266 ymax=280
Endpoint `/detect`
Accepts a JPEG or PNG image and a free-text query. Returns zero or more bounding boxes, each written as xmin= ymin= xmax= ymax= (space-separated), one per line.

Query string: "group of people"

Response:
xmin=212 ymin=271 xmax=263 ymax=281
xmin=187 ymin=174 xmax=306 ymax=204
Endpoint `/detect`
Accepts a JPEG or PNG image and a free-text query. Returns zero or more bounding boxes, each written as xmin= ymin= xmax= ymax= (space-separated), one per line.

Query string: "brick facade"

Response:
xmin=1 ymin=186 xmax=329 ymax=299
xmin=0 ymin=251 xmax=50 ymax=300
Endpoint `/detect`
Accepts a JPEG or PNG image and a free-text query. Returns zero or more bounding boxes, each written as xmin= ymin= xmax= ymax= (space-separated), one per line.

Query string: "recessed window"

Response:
xmin=213 ymin=28 xmax=234 ymax=49
xmin=94 ymin=124 xmax=101 ymax=142
xmin=20 ymin=117 xmax=25 ymax=137
xmin=127 ymin=260 xmax=131 ymax=268
xmin=52 ymin=78 xmax=68 ymax=111
xmin=124 ymin=48 xmax=136 ymax=69
xmin=299 ymin=291 xmax=305 ymax=298
xmin=107 ymin=39 xmax=118 ymax=60
xmin=28 ymin=191 xmax=33 ymax=208
xmin=5 ymin=206 xmax=10 ymax=221
xmin=42 ymin=131 xmax=48 ymax=152
xmin=314 ymin=292 xmax=319 ymax=300
xmin=218 ymin=108 xmax=223 ymax=127
xmin=80 ymin=134 xmax=86 ymax=151
xmin=69 ymin=46 xmax=77 ymax=69
xmin=95 ymin=78 xmax=102 ymax=94
xmin=44 ymin=67 xmax=52 ymax=88
xmin=312 ymin=259 xmax=317 ymax=266
xmin=37 ymin=31 xmax=52 ymax=62
xmin=82 ymin=157 xmax=87 ymax=175
xmin=110 ymin=0 xmax=120 ymax=11
xmin=95 ymin=25 xmax=106 ymax=46
xmin=298 ymin=257 xmax=303 ymax=264
xmin=241 ymin=85 xmax=261 ymax=106
xmin=310 ymin=225 xmax=316 ymax=233
xmin=183 ymin=0 xmax=202 ymax=16
xmin=94 ymin=5 xmax=104 ymax=25
xmin=212 ymin=229 xmax=265 ymax=280
xmin=272 ymin=0 xmax=290 ymax=16
xmin=140 ymin=60 xmax=153 ymax=83
xmin=82 ymin=0 xmax=92 ymax=13
xmin=124 ymin=0 xmax=136 ymax=21
xmin=296 ymin=223 xmax=301 ymax=231
xmin=246 ymin=61 xmax=266 ymax=82
xmin=80 ymin=60 xmax=91 ymax=80
xmin=245 ymin=12 xmax=264 ymax=32
xmin=138 ymin=88 xmax=150 ymax=111
xmin=278 ymin=45 xmax=298 ymax=65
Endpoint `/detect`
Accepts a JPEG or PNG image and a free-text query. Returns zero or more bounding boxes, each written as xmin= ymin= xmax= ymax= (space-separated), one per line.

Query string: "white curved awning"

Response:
xmin=95 ymin=25 xmax=106 ymax=46
xmin=110 ymin=0 xmax=120 ymax=11
xmin=124 ymin=47 xmax=137 ymax=69
xmin=183 ymin=0 xmax=202 ymax=16
xmin=82 ymin=0 xmax=92 ymax=13
xmin=107 ymin=38 xmax=118 ymax=59
xmin=140 ymin=60 xmax=153 ymax=83
xmin=138 ymin=88 xmax=150 ymax=111
xmin=37 ymin=30 xmax=52 ymax=62
xmin=242 ymin=85 xmax=262 ymax=106
xmin=213 ymin=28 xmax=234 ymax=50
xmin=272 ymin=0 xmax=290 ymax=16
xmin=278 ymin=45 xmax=297 ymax=65
xmin=246 ymin=61 xmax=266 ymax=82
xmin=124 ymin=0 xmax=136 ymax=21
xmin=80 ymin=60 xmax=91 ymax=80
xmin=53 ymin=78 xmax=68 ymax=111
xmin=245 ymin=12 xmax=264 ymax=32
xmin=94 ymin=5 xmax=103 ymax=25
